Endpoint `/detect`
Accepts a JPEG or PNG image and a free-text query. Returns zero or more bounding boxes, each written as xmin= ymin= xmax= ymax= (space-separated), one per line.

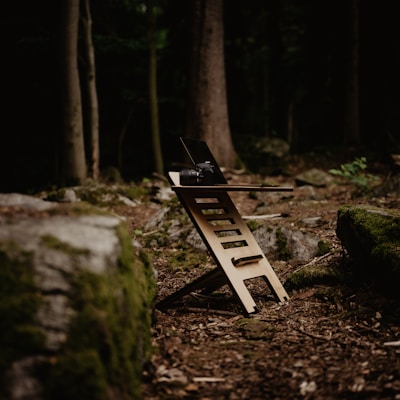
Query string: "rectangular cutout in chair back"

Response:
xmin=214 ymin=229 xmax=241 ymax=238
xmin=195 ymin=197 xmax=220 ymax=203
xmin=221 ymin=239 xmax=248 ymax=249
xmin=201 ymin=207 xmax=227 ymax=215
xmin=208 ymin=218 xmax=235 ymax=226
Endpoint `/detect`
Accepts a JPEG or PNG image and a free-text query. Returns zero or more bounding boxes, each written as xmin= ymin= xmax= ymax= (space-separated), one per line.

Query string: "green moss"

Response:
xmin=285 ymin=264 xmax=348 ymax=290
xmin=138 ymin=250 xmax=157 ymax=302
xmin=164 ymin=246 xmax=209 ymax=272
xmin=275 ymin=227 xmax=290 ymax=260
xmin=338 ymin=205 xmax=400 ymax=244
xmin=337 ymin=205 xmax=400 ymax=277
xmin=41 ymin=222 xmax=156 ymax=400
xmin=79 ymin=187 xmax=120 ymax=207
xmin=46 ymin=187 xmax=67 ymax=201
xmin=121 ymin=185 xmax=149 ymax=201
xmin=41 ymin=234 xmax=90 ymax=256
xmin=316 ymin=240 xmax=330 ymax=256
xmin=77 ymin=183 xmax=152 ymax=207
xmin=372 ymin=243 xmax=400 ymax=273
xmin=0 ymin=242 xmax=45 ymax=384
xmin=246 ymin=219 xmax=263 ymax=231
xmin=44 ymin=350 xmax=107 ymax=400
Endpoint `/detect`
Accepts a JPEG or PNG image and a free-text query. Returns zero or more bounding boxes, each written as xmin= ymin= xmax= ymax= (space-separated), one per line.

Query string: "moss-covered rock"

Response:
xmin=0 ymin=244 xmax=46 ymax=386
xmin=285 ymin=264 xmax=349 ymax=291
xmin=337 ymin=205 xmax=400 ymax=293
xmin=0 ymin=194 xmax=156 ymax=399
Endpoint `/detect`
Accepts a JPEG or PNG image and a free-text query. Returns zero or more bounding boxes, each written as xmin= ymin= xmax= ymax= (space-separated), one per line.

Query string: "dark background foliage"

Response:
xmin=1 ymin=0 xmax=399 ymax=192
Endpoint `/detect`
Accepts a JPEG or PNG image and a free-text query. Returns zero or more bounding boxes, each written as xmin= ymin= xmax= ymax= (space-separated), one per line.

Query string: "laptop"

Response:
xmin=180 ymin=137 xmax=228 ymax=184
xmin=178 ymin=137 xmax=293 ymax=191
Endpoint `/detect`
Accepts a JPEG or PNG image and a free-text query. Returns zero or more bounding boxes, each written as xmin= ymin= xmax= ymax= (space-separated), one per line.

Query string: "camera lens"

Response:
xmin=179 ymin=169 xmax=200 ymax=185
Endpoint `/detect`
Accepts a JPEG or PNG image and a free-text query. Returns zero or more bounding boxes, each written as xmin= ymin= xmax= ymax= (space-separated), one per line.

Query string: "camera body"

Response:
xmin=179 ymin=161 xmax=216 ymax=185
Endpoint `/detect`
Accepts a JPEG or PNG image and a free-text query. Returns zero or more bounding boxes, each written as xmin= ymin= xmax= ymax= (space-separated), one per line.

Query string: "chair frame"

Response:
xmin=156 ymin=172 xmax=292 ymax=315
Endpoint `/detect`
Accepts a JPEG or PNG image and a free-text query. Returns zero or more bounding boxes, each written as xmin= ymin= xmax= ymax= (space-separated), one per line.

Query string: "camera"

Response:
xmin=179 ymin=161 xmax=216 ymax=185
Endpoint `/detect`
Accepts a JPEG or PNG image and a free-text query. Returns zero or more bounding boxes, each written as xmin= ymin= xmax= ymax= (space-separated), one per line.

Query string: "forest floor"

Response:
xmin=119 ymin=153 xmax=400 ymax=400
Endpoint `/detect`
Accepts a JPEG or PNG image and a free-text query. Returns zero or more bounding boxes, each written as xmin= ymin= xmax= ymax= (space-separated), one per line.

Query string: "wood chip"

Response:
xmin=383 ymin=341 xmax=400 ymax=346
xmin=193 ymin=377 xmax=226 ymax=383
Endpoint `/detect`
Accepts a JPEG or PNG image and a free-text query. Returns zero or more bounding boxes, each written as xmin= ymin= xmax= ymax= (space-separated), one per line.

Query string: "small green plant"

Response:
xmin=329 ymin=157 xmax=379 ymax=189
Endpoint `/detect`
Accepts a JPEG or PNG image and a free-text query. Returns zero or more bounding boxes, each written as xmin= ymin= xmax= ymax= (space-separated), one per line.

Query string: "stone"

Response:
xmin=0 ymin=193 xmax=55 ymax=210
xmin=295 ymin=168 xmax=335 ymax=187
xmin=252 ymin=225 xmax=323 ymax=262
xmin=144 ymin=199 xmax=324 ymax=262
xmin=0 ymin=193 xmax=155 ymax=399
xmin=336 ymin=205 xmax=400 ymax=293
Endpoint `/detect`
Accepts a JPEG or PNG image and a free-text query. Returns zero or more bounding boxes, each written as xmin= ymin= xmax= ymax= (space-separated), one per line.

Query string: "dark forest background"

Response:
xmin=1 ymin=0 xmax=399 ymax=192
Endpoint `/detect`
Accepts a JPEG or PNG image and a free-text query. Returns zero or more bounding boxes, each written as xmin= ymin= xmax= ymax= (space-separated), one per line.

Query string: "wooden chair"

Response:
xmin=156 ymin=172 xmax=292 ymax=315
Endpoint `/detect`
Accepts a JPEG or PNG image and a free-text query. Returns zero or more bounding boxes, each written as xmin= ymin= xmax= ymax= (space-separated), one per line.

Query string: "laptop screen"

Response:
xmin=180 ymin=137 xmax=227 ymax=184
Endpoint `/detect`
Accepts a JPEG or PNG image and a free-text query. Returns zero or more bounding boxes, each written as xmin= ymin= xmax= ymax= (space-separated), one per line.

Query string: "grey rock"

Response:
xmin=295 ymin=168 xmax=334 ymax=187
xmin=253 ymin=225 xmax=321 ymax=261
xmin=337 ymin=205 xmax=400 ymax=293
xmin=0 ymin=193 xmax=154 ymax=399
xmin=0 ymin=193 xmax=54 ymax=210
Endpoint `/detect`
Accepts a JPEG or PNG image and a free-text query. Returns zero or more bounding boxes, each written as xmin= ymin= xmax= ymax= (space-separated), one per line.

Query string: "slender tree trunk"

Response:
xmin=147 ymin=0 xmax=164 ymax=175
xmin=81 ymin=0 xmax=100 ymax=180
xmin=59 ymin=0 xmax=86 ymax=184
xmin=343 ymin=0 xmax=360 ymax=146
xmin=186 ymin=0 xmax=236 ymax=168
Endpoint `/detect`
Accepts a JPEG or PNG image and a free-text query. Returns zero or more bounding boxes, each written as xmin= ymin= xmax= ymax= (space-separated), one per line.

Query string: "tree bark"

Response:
xmin=59 ymin=0 xmax=87 ymax=184
xmin=148 ymin=0 xmax=164 ymax=175
xmin=81 ymin=0 xmax=100 ymax=180
xmin=186 ymin=0 xmax=236 ymax=168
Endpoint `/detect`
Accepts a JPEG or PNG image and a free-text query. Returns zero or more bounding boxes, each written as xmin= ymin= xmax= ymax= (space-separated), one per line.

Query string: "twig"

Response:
xmin=288 ymin=253 xmax=332 ymax=276
xmin=298 ymin=326 xmax=332 ymax=341
xmin=242 ymin=213 xmax=285 ymax=220
xmin=142 ymin=229 xmax=160 ymax=236
xmin=383 ymin=341 xmax=400 ymax=346
xmin=179 ymin=307 xmax=239 ymax=317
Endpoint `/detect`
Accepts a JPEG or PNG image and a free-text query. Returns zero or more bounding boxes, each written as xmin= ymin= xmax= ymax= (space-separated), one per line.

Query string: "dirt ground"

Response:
xmin=125 ymin=157 xmax=400 ymax=400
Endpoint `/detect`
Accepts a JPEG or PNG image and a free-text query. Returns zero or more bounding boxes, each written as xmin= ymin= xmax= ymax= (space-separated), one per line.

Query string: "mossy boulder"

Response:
xmin=0 ymin=194 xmax=155 ymax=399
xmin=337 ymin=205 xmax=400 ymax=293
xmin=285 ymin=264 xmax=349 ymax=291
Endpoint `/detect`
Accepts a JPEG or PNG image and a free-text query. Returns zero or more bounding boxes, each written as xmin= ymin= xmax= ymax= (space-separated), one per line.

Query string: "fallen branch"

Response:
xmin=298 ymin=326 xmax=332 ymax=341
xmin=242 ymin=213 xmax=285 ymax=220
xmin=142 ymin=229 xmax=160 ymax=236
xmin=193 ymin=377 xmax=226 ymax=383
xmin=383 ymin=340 xmax=400 ymax=346
xmin=287 ymin=253 xmax=333 ymax=277
xmin=179 ymin=307 xmax=239 ymax=317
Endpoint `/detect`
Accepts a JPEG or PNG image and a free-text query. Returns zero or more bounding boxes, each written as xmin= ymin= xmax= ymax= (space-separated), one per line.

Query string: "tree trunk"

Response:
xmin=59 ymin=0 xmax=87 ymax=185
xmin=186 ymin=0 xmax=236 ymax=168
xmin=81 ymin=0 xmax=100 ymax=180
xmin=148 ymin=0 xmax=164 ymax=175
xmin=343 ymin=0 xmax=360 ymax=146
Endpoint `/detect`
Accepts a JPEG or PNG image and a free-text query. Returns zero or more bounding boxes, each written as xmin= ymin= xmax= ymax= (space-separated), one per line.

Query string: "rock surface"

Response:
xmin=144 ymin=202 xmax=326 ymax=261
xmin=337 ymin=204 xmax=400 ymax=293
xmin=0 ymin=194 xmax=155 ymax=400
